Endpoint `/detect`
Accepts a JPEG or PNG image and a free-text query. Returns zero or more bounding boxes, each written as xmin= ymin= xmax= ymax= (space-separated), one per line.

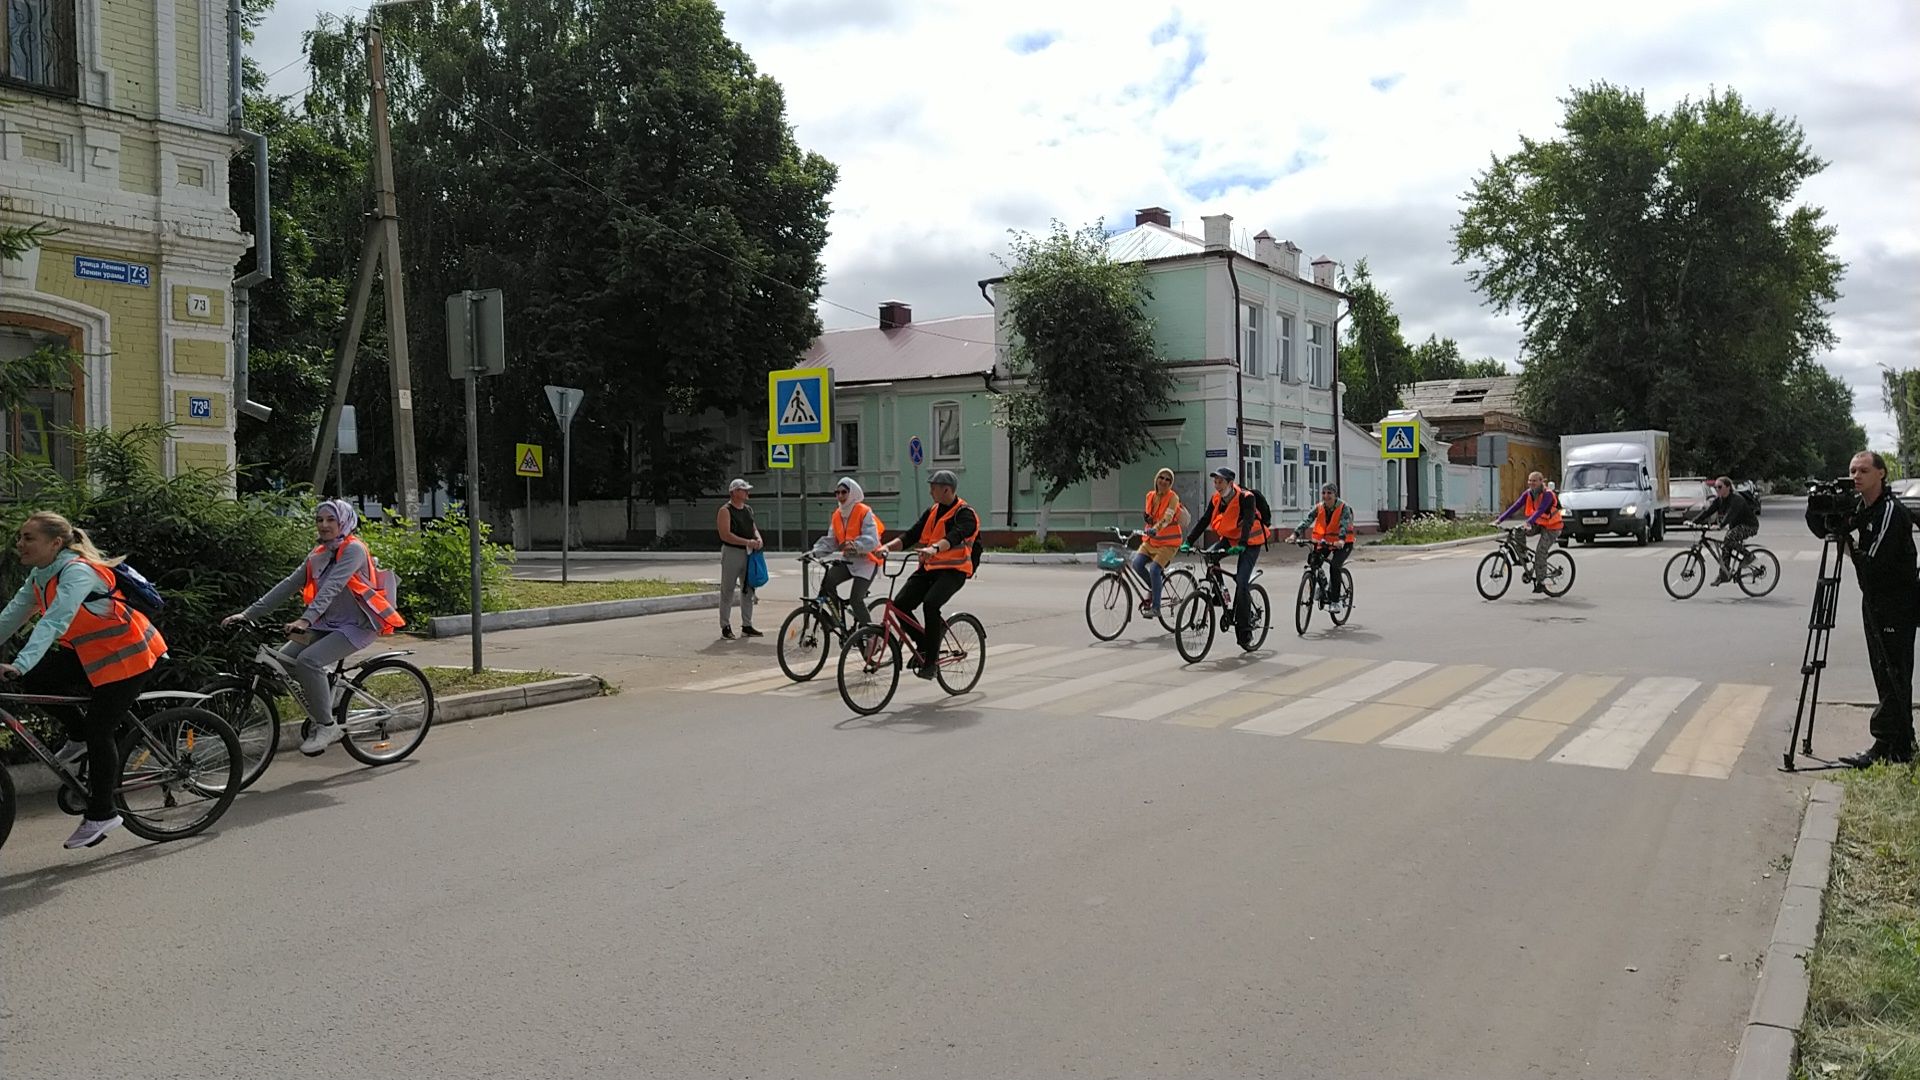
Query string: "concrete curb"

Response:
xmin=3 ymin=674 xmax=608 ymax=796
xmin=1729 ymin=780 xmax=1843 ymax=1079
xmin=515 ymin=550 xmax=811 ymax=563
xmin=1360 ymin=534 xmax=1497 ymax=555
xmin=428 ymin=591 xmax=719 ymax=637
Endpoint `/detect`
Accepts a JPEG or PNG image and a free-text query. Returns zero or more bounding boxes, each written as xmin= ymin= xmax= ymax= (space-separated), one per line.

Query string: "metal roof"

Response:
xmin=1105 ymin=222 xmax=1208 ymax=263
xmin=802 ymin=314 xmax=998 ymax=385
xmin=1402 ymin=375 xmax=1526 ymax=421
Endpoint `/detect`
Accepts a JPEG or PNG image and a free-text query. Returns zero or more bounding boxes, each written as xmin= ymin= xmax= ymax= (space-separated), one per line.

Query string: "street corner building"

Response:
xmin=1 ymin=0 xmax=257 ymax=477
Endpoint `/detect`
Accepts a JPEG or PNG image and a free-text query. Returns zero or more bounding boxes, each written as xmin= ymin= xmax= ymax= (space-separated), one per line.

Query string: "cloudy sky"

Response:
xmin=251 ymin=0 xmax=1920 ymax=446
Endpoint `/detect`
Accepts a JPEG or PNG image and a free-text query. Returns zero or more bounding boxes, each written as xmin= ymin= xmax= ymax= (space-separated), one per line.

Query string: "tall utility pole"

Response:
xmin=310 ymin=19 xmax=422 ymax=520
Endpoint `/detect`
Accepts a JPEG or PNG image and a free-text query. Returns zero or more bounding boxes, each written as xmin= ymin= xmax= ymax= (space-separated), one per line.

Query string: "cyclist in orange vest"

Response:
xmin=1131 ymin=467 xmax=1184 ymax=616
xmin=880 ymin=469 xmax=979 ymax=679
xmin=225 ymin=499 xmax=405 ymax=755
xmin=1293 ymin=483 xmax=1357 ymax=604
xmin=0 ymin=511 xmax=170 ymax=850
xmin=1495 ymin=471 xmax=1564 ymax=594
xmin=1181 ymin=466 xmax=1269 ymax=649
xmin=809 ymin=477 xmax=884 ymax=624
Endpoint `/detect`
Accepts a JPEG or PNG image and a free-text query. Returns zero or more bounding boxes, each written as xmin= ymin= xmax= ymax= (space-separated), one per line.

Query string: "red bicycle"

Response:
xmin=837 ymin=553 xmax=987 ymax=715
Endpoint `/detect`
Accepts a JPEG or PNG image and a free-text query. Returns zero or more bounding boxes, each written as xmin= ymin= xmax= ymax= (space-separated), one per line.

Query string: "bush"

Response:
xmin=1377 ymin=513 xmax=1499 ymax=546
xmin=357 ymin=504 xmax=515 ymax=619
xmin=1011 ymin=533 xmax=1070 ymax=554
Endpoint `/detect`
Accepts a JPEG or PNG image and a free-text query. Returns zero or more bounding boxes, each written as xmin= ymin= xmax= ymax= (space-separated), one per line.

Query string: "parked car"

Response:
xmin=1893 ymin=478 xmax=1920 ymax=520
xmin=1666 ymin=477 xmax=1711 ymax=530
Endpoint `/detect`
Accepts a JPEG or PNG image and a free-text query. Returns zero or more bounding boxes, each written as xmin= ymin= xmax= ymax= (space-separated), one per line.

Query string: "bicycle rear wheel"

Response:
xmin=1540 ymin=550 xmax=1577 ymax=597
xmin=1084 ymin=573 xmax=1132 ymax=641
xmin=1174 ymin=593 xmax=1216 ymax=663
xmin=777 ymin=605 xmax=833 ymax=682
xmin=1294 ymin=572 xmax=1315 ymax=635
xmin=1242 ymin=584 xmax=1271 ymax=652
xmin=198 ymin=676 xmax=280 ymax=789
xmin=1157 ymin=568 xmax=1198 ymax=632
xmin=1475 ymin=552 xmax=1512 ymax=600
xmin=838 ymin=626 xmax=901 ymax=715
xmin=0 ymin=765 xmax=14 ymax=850
xmin=1736 ymin=547 xmax=1780 ymax=598
xmin=1663 ymin=550 xmax=1706 ymax=600
xmin=935 ymin=613 xmax=986 ymax=696
xmin=336 ymin=658 xmax=435 ymax=766
xmin=116 ymin=707 xmax=241 ymax=842
xmin=1329 ymin=569 xmax=1355 ymax=626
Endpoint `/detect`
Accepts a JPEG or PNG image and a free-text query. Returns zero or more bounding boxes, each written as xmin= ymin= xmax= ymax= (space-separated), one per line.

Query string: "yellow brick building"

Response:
xmin=1 ymin=0 xmax=253 ymax=478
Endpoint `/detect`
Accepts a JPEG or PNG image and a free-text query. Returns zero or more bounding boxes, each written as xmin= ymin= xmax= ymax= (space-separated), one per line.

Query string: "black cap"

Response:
xmin=1210 ymin=467 xmax=1236 ymax=481
xmin=928 ymin=469 xmax=959 ymax=487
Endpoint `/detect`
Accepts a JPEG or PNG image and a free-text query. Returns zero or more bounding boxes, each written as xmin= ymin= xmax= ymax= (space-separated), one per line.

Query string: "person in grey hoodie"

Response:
xmin=224 ymin=499 xmax=399 ymax=756
xmin=810 ymin=477 xmax=882 ymax=623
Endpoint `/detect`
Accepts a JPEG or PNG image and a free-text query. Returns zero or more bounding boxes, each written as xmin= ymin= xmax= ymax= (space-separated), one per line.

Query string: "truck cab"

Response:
xmin=1558 ymin=433 xmax=1671 ymax=545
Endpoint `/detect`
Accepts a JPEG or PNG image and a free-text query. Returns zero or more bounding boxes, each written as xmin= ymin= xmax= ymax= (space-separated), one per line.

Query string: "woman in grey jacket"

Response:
xmin=810 ymin=477 xmax=882 ymax=623
xmin=223 ymin=500 xmax=398 ymax=757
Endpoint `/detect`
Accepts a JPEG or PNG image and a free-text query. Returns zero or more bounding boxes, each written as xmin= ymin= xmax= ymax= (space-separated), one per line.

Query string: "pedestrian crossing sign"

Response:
xmin=515 ymin=443 xmax=544 ymax=478
xmin=768 ymin=366 xmax=833 ymax=444
xmin=768 ymin=442 xmax=793 ymax=470
xmin=1382 ymin=421 xmax=1419 ymax=459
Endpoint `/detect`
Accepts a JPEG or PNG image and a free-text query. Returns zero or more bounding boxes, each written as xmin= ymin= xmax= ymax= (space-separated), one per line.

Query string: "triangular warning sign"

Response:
xmin=781 ymin=384 xmax=818 ymax=427
xmin=770 ymin=444 xmax=790 ymax=462
xmin=1387 ymin=428 xmax=1413 ymax=452
xmin=519 ymin=447 xmax=541 ymax=473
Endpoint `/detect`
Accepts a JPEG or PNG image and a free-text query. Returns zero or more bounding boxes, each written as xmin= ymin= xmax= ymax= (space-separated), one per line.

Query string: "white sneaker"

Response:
xmin=64 ymin=815 xmax=122 ymax=850
xmin=300 ymin=722 xmax=346 ymax=757
xmin=53 ymin=739 xmax=87 ymax=767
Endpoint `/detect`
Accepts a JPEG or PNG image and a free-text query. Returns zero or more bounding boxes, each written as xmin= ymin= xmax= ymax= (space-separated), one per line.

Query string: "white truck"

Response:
xmin=1558 ymin=430 xmax=1672 ymax=545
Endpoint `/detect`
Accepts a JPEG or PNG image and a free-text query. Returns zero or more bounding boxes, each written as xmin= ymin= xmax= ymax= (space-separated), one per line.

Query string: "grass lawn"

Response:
xmin=1798 ymin=766 xmax=1920 ymax=1077
xmin=420 ymin=666 xmax=572 ymax=696
xmin=500 ymin=578 xmax=709 ymax=609
xmin=1372 ymin=515 xmax=1501 ymax=546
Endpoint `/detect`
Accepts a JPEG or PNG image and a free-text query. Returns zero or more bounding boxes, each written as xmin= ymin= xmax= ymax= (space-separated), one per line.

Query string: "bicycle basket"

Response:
xmin=1096 ymin=542 xmax=1127 ymax=571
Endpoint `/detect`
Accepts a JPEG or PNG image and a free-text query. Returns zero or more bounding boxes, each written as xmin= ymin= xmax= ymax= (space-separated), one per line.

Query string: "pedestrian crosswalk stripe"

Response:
xmin=1468 ymin=674 xmax=1621 ymax=760
xmin=1306 ymin=702 xmax=1425 ymax=743
xmin=1550 ymin=676 xmax=1701 ymax=769
xmin=1232 ymin=660 xmax=1436 ymax=738
xmin=1112 ymin=670 xmax=1261 ymax=723
xmin=1652 ymin=683 xmax=1772 ymax=779
xmin=985 ymin=654 xmax=1188 ymax=712
xmin=715 ymin=671 xmax=813 ymax=695
xmin=1380 ymin=668 xmax=1561 ymax=752
xmin=1622 ymin=549 xmax=1663 ymax=559
xmin=681 ymin=668 xmax=798 ymax=692
xmin=1794 ymin=550 xmax=1819 ymax=562
xmin=1252 ymin=656 xmax=1373 ymax=697
xmin=1317 ymin=660 xmax=1438 ymax=702
xmin=1378 ymin=664 xmax=1494 ymax=708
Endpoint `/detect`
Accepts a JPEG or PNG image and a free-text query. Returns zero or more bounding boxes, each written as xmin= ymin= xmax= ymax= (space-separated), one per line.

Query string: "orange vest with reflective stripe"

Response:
xmin=32 ymin=560 xmax=168 ymax=687
xmin=918 ymin=498 xmax=979 ymax=576
xmin=1145 ymin=489 xmax=1182 ymax=546
xmin=1309 ymin=501 xmax=1355 ymax=543
xmin=302 ymin=536 xmax=407 ymax=635
xmin=1210 ymin=486 xmax=1269 ymax=546
xmin=1524 ymin=490 xmax=1563 ymax=531
xmin=831 ymin=502 xmax=884 ymax=566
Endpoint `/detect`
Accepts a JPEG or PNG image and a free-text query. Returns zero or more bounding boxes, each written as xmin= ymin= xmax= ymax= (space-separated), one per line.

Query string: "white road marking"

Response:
xmin=1379 ymin=668 xmax=1562 ymax=752
xmin=983 ymin=653 xmax=1189 ymax=712
xmin=1104 ymin=670 xmax=1261 ymax=721
xmin=1550 ymin=677 xmax=1701 ymax=770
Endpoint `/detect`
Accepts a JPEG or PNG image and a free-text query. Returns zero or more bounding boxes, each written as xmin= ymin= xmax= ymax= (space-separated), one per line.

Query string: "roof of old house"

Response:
xmin=1105 ymin=222 xmax=1208 ymax=263
xmin=1402 ymin=375 xmax=1526 ymax=422
xmin=803 ymin=314 xmax=998 ymax=385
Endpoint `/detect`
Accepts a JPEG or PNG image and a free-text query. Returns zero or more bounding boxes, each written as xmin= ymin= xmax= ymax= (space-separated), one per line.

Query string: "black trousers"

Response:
xmin=1309 ymin=544 xmax=1352 ymax=601
xmin=1861 ymin=601 xmax=1917 ymax=754
xmin=17 ymin=647 xmax=154 ymax=819
xmin=819 ymin=562 xmax=873 ymax=624
xmin=892 ymin=569 xmax=967 ymax=663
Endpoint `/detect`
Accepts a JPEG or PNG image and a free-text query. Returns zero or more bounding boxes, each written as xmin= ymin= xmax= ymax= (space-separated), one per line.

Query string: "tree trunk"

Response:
xmin=1035 ymin=481 xmax=1068 ymax=542
xmin=645 ymin=401 xmax=670 ymax=542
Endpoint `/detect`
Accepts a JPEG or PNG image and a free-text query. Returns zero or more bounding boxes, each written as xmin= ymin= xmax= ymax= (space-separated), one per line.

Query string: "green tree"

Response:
xmin=1410 ymin=335 xmax=1507 ymax=381
xmin=997 ymin=220 xmax=1174 ymax=539
xmin=1882 ymin=368 xmax=1920 ymax=477
xmin=1337 ymin=259 xmax=1415 ymax=425
xmin=1455 ymin=83 xmax=1844 ymax=478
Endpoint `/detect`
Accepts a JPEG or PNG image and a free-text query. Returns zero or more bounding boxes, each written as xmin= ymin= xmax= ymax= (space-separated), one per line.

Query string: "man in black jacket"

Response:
xmin=1807 ymin=452 xmax=1918 ymax=767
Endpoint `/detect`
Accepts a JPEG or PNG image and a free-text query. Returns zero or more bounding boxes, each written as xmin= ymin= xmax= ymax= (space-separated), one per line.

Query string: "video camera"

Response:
xmin=1805 ymin=476 xmax=1860 ymax=540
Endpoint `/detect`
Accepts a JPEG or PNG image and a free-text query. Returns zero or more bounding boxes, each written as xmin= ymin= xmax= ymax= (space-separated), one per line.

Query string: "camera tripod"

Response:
xmin=1782 ymin=530 xmax=1847 ymax=771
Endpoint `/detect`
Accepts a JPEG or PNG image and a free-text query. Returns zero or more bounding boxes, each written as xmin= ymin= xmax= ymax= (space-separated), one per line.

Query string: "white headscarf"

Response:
xmin=318 ymin=498 xmax=359 ymax=539
xmin=834 ymin=477 xmax=865 ymax=511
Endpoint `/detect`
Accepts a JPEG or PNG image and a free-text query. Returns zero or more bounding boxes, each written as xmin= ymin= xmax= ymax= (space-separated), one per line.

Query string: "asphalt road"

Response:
xmin=3 ymin=503 xmax=1859 ymax=1079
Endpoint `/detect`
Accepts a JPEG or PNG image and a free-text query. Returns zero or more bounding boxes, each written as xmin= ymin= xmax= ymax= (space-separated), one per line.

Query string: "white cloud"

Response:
xmin=248 ymin=0 xmax=1920 ymax=448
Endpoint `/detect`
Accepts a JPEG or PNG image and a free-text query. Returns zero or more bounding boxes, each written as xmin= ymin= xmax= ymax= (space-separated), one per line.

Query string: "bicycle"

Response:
xmin=0 ymin=690 xmax=241 ymax=850
xmin=1291 ymin=538 xmax=1354 ymax=635
xmin=837 ymin=553 xmax=987 ymax=716
xmin=1663 ymin=527 xmax=1780 ymax=600
xmin=194 ymin=620 xmax=435 ymax=785
xmin=1084 ymin=528 xmax=1198 ymax=641
xmin=776 ymin=553 xmax=886 ymax=682
xmin=1475 ymin=524 xmax=1576 ymax=600
xmin=1171 ymin=545 xmax=1271 ymax=663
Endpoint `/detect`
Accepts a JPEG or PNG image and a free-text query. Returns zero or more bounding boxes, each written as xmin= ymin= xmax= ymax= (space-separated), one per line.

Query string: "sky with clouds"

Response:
xmin=250 ymin=0 xmax=1920 ymax=447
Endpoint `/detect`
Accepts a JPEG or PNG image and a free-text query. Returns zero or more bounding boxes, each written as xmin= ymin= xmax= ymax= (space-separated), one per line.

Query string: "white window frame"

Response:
xmin=1307 ymin=446 xmax=1330 ymax=493
xmin=1240 ymin=303 xmax=1261 ymax=377
xmin=1240 ymin=441 xmax=1264 ymax=499
xmin=1280 ymin=444 xmax=1301 ymax=510
xmin=1307 ymin=322 xmax=1328 ymax=387
xmin=932 ymin=401 xmax=962 ymax=461
xmin=834 ymin=418 xmax=861 ymax=469
xmin=1274 ymin=313 xmax=1295 ymax=379
xmin=749 ymin=437 xmax=768 ymax=474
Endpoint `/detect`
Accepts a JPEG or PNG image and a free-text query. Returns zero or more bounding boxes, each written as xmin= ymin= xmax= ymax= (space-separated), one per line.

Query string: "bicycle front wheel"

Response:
xmin=1174 ymin=593 xmax=1216 ymax=663
xmin=1736 ymin=547 xmax=1781 ymax=598
xmin=935 ymin=613 xmax=986 ymax=696
xmin=1157 ymin=569 xmax=1198 ymax=632
xmin=1294 ymin=572 xmax=1315 ymax=635
xmin=1329 ymin=569 xmax=1355 ymax=626
xmin=1084 ymin=573 xmax=1132 ymax=642
xmin=1475 ymin=552 xmax=1512 ymax=600
xmin=777 ymin=605 xmax=833 ymax=682
xmin=1663 ymin=550 xmax=1706 ymax=600
xmin=838 ymin=626 xmax=901 ymax=715
xmin=199 ymin=676 xmax=280 ymax=789
xmin=1540 ymin=550 xmax=1577 ymax=597
xmin=336 ymin=658 xmax=435 ymax=766
xmin=0 ymin=764 xmax=14 ymax=850
xmin=116 ymin=707 xmax=241 ymax=842
xmin=1243 ymin=584 xmax=1271 ymax=652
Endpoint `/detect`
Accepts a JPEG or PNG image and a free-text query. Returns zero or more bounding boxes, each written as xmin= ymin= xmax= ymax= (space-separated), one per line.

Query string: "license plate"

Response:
xmin=1583 ymin=516 xmax=1608 ymax=525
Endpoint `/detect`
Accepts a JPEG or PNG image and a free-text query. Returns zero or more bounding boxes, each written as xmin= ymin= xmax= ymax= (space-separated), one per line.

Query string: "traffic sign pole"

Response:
xmin=544 ymin=386 xmax=585 ymax=585
xmin=462 ymin=292 xmax=483 ymax=674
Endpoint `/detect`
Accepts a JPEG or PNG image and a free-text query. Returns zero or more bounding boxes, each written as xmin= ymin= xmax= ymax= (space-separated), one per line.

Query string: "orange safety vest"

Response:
xmin=32 ymin=560 xmax=168 ymax=687
xmin=302 ymin=536 xmax=407 ymax=635
xmin=917 ymin=497 xmax=980 ymax=576
xmin=1209 ymin=486 xmax=1269 ymax=546
xmin=1144 ymin=489 xmax=1183 ymax=546
xmin=831 ymin=502 xmax=885 ymax=567
xmin=1523 ymin=490 xmax=1563 ymax=531
xmin=1308 ymin=501 xmax=1355 ymax=544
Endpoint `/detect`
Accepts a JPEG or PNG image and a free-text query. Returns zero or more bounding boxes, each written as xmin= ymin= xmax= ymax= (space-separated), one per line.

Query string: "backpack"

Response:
xmin=109 ymin=563 xmax=166 ymax=618
xmin=1248 ymin=488 xmax=1272 ymax=529
xmin=1738 ymin=488 xmax=1761 ymax=515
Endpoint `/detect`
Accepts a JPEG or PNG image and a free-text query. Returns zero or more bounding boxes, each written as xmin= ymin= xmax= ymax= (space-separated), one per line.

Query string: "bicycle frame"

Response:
xmin=1196 ymin=547 xmax=1258 ymax=609
xmin=225 ymin=624 xmax=411 ymax=727
xmin=867 ymin=555 xmax=959 ymax=670
xmin=1 ymin=693 xmax=194 ymax=803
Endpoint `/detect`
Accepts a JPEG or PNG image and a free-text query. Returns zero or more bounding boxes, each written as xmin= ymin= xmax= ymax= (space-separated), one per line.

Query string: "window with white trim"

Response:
xmin=1307 ymin=446 xmax=1329 ymax=493
xmin=1240 ymin=442 xmax=1264 ymax=498
xmin=1240 ymin=303 xmax=1261 ymax=377
xmin=933 ymin=402 xmax=961 ymax=460
xmin=1307 ymin=322 xmax=1328 ymax=387
xmin=1279 ymin=445 xmax=1301 ymax=510
xmin=1 ymin=326 xmax=77 ymax=496
xmin=1274 ymin=313 xmax=1295 ymax=379
xmin=749 ymin=437 xmax=768 ymax=474
xmin=0 ymin=0 xmax=78 ymax=97
xmin=834 ymin=419 xmax=860 ymax=469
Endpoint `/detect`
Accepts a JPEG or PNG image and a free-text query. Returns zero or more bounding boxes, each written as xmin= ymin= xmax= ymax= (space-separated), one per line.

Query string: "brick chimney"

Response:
xmin=1135 ymin=206 xmax=1171 ymax=228
xmin=1253 ymin=230 xmax=1281 ymax=270
xmin=879 ymin=300 xmax=911 ymax=329
xmin=1202 ymin=213 xmax=1233 ymax=251
xmin=1310 ymin=256 xmax=1335 ymax=288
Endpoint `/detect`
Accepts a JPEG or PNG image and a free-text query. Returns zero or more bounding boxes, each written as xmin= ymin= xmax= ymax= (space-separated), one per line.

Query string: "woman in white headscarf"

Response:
xmin=810 ymin=477 xmax=882 ymax=623
xmin=223 ymin=499 xmax=404 ymax=756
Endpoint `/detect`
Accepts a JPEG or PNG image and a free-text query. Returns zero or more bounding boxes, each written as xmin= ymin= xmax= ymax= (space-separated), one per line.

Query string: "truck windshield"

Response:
xmin=1566 ymin=463 xmax=1641 ymax=491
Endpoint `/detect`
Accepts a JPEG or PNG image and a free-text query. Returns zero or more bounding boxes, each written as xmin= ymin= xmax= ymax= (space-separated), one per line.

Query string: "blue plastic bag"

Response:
xmin=745 ymin=549 xmax=769 ymax=590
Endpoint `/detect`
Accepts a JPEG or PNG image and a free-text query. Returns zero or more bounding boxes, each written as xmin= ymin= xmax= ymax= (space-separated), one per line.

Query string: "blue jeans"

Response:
xmin=1129 ymin=550 xmax=1166 ymax=608
xmin=1232 ymin=545 xmax=1260 ymax=642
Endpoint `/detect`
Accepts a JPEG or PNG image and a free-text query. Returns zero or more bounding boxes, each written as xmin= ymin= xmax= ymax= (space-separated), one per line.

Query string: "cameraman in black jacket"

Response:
xmin=1806 ymin=452 xmax=1918 ymax=766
